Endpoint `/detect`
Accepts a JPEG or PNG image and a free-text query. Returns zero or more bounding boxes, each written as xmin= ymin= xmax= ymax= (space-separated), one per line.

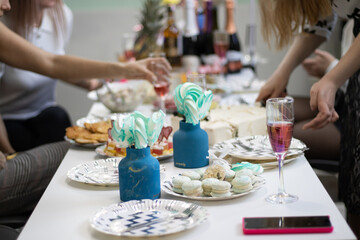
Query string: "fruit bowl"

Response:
xmin=96 ymin=80 xmax=147 ymax=112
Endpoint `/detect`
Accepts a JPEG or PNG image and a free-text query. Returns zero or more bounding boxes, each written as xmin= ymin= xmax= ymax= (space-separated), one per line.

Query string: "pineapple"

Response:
xmin=134 ymin=0 xmax=165 ymax=59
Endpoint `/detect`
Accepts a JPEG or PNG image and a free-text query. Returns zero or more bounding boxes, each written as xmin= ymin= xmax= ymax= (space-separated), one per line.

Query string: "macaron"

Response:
xmin=224 ymin=170 xmax=236 ymax=182
xmin=201 ymin=178 xmax=219 ymax=196
xmin=231 ymin=175 xmax=253 ymax=194
xmin=235 ymin=169 xmax=256 ymax=183
xmin=194 ymin=168 xmax=206 ymax=179
xmin=210 ymin=181 xmax=231 ymax=197
xmin=182 ymin=180 xmax=203 ymax=197
xmin=203 ymin=165 xmax=226 ymax=180
xmin=181 ymin=170 xmax=201 ymax=180
xmin=172 ymin=175 xmax=191 ymax=194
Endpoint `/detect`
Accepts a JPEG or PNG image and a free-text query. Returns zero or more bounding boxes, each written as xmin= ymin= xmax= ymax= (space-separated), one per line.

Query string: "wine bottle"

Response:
xmin=182 ymin=0 xmax=200 ymax=73
xmin=225 ymin=0 xmax=243 ymax=73
xmin=163 ymin=5 xmax=182 ymax=67
xmin=200 ymin=0 xmax=217 ymax=66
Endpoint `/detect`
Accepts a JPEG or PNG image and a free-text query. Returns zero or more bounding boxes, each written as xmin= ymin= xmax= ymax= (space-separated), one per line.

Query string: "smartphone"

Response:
xmin=242 ymin=216 xmax=333 ymax=234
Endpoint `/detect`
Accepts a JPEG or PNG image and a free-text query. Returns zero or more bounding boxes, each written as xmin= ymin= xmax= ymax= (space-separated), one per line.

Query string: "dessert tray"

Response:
xmin=211 ymin=135 xmax=307 ymax=163
xmin=162 ymin=175 xmax=265 ymax=201
xmin=90 ymin=199 xmax=207 ymax=237
xmin=95 ymin=145 xmax=173 ymax=161
xmin=67 ymin=158 xmax=165 ymax=186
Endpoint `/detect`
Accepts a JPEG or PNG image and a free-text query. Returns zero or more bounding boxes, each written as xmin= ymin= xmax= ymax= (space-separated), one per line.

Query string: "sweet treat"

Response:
xmin=172 ymin=176 xmax=191 ymax=194
xmin=194 ymin=168 xmax=206 ymax=178
xmin=232 ymin=162 xmax=264 ymax=175
xmin=224 ymin=170 xmax=236 ymax=182
xmin=182 ymin=180 xmax=203 ymax=197
xmin=203 ymin=165 xmax=226 ymax=180
xmin=231 ymin=175 xmax=253 ymax=193
xmin=200 ymin=105 xmax=266 ymax=145
xmin=235 ymin=169 xmax=256 ymax=184
xmin=181 ymin=170 xmax=201 ymax=180
xmin=104 ymin=124 xmax=173 ymax=158
xmin=65 ymin=124 xmax=108 ymax=144
xmin=210 ymin=181 xmax=231 ymax=197
xmin=201 ymin=178 xmax=219 ymax=196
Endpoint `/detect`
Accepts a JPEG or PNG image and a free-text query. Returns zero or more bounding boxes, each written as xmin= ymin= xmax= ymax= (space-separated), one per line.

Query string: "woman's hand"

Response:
xmin=123 ymin=58 xmax=171 ymax=84
xmin=303 ymin=77 xmax=339 ymax=129
xmin=255 ymin=72 xmax=289 ymax=102
xmin=302 ymin=49 xmax=336 ymax=78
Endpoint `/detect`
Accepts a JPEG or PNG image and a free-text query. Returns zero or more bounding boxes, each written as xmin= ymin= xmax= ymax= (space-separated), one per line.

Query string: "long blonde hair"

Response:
xmin=6 ymin=0 xmax=66 ymax=39
xmin=259 ymin=0 xmax=333 ymax=49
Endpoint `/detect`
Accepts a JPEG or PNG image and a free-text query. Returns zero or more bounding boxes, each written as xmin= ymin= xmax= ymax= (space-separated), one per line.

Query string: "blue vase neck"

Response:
xmin=179 ymin=120 xmax=200 ymax=130
xmin=126 ymin=147 xmax=150 ymax=159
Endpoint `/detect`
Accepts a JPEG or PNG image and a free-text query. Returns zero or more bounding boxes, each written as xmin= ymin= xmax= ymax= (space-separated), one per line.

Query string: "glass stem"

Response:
xmin=277 ymin=152 xmax=286 ymax=195
xmin=160 ymin=96 xmax=166 ymax=112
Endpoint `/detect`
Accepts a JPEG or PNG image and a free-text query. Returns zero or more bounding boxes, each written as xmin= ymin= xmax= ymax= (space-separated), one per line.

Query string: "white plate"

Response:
xmin=90 ymin=199 xmax=207 ymax=237
xmin=76 ymin=114 xmax=130 ymax=127
xmin=162 ymin=175 xmax=265 ymax=201
xmin=67 ymin=158 xmax=165 ymax=186
xmin=95 ymin=145 xmax=173 ymax=161
xmin=64 ymin=136 xmax=105 ymax=148
xmin=211 ymin=135 xmax=307 ymax=161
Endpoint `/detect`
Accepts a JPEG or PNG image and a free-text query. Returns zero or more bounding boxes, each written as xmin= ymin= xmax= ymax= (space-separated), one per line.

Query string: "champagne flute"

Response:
xmin=186 ymin=73 xmax=207 ymax=91
xmin=149 ymin=52 xmax=170 ymax=112
xmin=213 ymin=30 xmax=229 ymax=74
xmin=266 ymin=97 xmax=298 ymax=204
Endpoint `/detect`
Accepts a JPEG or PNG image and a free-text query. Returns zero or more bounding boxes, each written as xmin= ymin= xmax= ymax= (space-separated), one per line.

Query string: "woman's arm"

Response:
xmin=304 ymin=34 xmax=360 ymax=129
xmin=256 ymin=33 xmax=326 ymax=101
xmin=0 ymin=114 xmax=15 ymax=154
xmin=0 ymin=22 xmax=170 ymax=84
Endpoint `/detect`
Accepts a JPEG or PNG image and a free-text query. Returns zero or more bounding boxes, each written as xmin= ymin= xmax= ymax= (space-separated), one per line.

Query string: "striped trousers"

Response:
xmin=0 ymin=141 xmax=70 ymax=216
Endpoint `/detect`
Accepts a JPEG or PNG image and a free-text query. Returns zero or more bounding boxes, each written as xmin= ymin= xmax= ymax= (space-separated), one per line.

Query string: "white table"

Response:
xmin=18 ymin=103 xmax=356 ymax=240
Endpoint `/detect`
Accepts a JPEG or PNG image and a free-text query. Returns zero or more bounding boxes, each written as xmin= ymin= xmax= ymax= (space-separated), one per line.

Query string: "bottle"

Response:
xmin=163 ymin=5 xmax=182 ymax=67
xmin=225 ymin=0 xmax=243 ymax=73
xmin=200 ymin=0 xmax=217 ymax=66
xmin=182 ymin=0 xmax=200 ymax=73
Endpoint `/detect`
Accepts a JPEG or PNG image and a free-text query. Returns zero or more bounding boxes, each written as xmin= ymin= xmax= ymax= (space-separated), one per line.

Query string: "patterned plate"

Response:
xmin=162 ymin=175 xmax=265 ymax=201
xmin=67 ymin=158 xmax=165 ymax=186
xmin=90 ymin=199 xmax=208 ymax=237
xmin=211 ymin=135 xmax=307 ymax=161
xmin=95 ymin=145 xmax=173 ymax=161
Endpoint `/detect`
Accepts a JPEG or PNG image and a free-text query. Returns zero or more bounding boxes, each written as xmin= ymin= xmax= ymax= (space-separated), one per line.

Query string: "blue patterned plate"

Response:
xmin=90 ymin=199 xmax=207 ymax=237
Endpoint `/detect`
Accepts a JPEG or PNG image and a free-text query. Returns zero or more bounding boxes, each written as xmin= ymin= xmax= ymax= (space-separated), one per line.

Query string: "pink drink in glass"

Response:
xmin=214 ymin=42 xmax=229 ymax=59
xmin=267 ymin=121 xmax=293 ymax=153
xmin=154 ymin=82 xmax=170 ymax=97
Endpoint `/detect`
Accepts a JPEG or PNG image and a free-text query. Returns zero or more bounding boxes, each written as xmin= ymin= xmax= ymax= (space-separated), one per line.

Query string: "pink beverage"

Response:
xmin=124 ymin=50 xmax=135 ymax=61
xmin=214 ymin=42 xmax=229 ymax=58
xmin=154 ymin=82 xmax=170 ymax=97
xmin=267 ymin=121 xmax=293 ymax=153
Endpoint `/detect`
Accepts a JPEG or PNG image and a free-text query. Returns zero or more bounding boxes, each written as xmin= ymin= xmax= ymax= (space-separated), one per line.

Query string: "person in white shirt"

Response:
xmin=1 ymin=0 xmax=94 ymax=151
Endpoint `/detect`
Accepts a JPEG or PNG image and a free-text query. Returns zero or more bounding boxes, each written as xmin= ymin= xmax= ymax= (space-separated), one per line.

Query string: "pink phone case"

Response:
xmin=242 ymin=217 xmax=334 ymax=235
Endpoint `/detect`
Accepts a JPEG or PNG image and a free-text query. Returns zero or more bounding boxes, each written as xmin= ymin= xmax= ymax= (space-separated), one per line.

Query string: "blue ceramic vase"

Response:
xmin=173 ymin=120 xmax=209 ymax=168
xmin=118 ymin=147 xmax=161 ymax=202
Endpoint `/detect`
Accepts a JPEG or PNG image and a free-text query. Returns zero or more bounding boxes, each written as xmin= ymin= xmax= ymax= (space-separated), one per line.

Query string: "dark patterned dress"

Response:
xmin=304 ymin=0 xmax=360 ymax=214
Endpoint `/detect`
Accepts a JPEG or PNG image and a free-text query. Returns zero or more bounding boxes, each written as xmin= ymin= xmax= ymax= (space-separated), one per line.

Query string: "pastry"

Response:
xmin=172 ymin=176 xmax=191 ymax=194
xmin=231 ymin=175 xmax=253 ymax=193
xmin=201 ymin=178 xmax=219 ymax=196
xmin=182 ymin=180 xmax=203 ymax=197
xmin=181 ymin=170 xmax=201 ymax=180
xmin=203 ymin=165 xmax=226 ymax=180
xmin=235 ymin=169 xmax=256 ymax=184
xmin=224 ymin=170 xmax=236 ymax=182
xmin=210 ymin=181 xmax=231 ymax=197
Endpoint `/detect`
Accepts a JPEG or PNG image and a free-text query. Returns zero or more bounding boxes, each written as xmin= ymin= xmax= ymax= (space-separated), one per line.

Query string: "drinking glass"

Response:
xmin=122 ymin=33 xmax=135 ymax=62
xmin=266 ymin=97 xmax=298 ymax=204
xmin=186 ymin=73 xmax=207 ymax=91
xmin=213 ymin=30 xmax=229 ymax=72
xmin=149 ymin=52 xmax=170 ymax=112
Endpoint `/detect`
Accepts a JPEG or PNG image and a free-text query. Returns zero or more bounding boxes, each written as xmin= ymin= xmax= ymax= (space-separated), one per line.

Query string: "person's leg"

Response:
xmin=347 ymin=211 xmax=360 ymax=239
xmin=4 ymin=120 xmax=36 ymax=152
xmin=0 ymin=141 xmax=70 ymax=216
xmin=28 ymin=106 xmax=72 ymax=147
